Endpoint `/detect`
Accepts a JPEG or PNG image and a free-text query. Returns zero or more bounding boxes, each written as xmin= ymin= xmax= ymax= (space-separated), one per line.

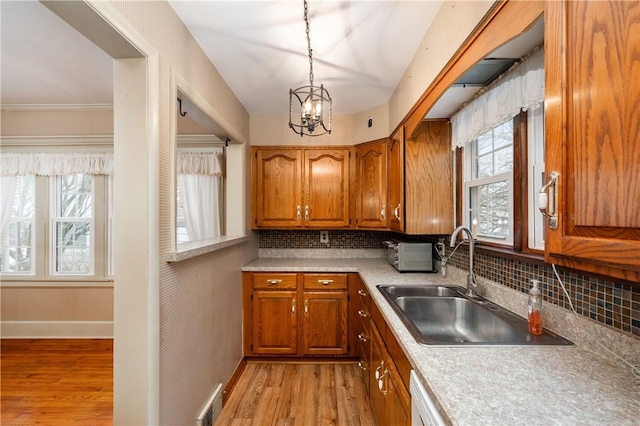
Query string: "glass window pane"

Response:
xmin=494 ymin=147 xmax=513 ymax=174
xmin=59 ymin=174 xmax=93 ymax=218
xmin=477 ymin=132 xmax=493 ymax=155
xmin=493 ymin=121 xmax=513 ymax=148
xmin=476 ymin=154 xmax=493 ymax=179
xmin=54 ymin=221 xmax=91 ymax=274
xmin=470 ymin=180 xmax=510 ymax=239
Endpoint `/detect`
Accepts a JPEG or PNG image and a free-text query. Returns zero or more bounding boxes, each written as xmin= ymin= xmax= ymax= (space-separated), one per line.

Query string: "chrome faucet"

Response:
xmin=450 ymin=226 xmax=483 ymax=297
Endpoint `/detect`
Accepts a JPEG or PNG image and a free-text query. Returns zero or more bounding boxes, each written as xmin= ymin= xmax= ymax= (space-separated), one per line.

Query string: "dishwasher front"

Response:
xmin=410 ymin=370 xmax=446 ymax=426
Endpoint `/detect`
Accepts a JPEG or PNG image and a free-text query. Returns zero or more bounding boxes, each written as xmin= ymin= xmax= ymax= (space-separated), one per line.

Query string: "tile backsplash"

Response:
xmin=258 ymin=230 xmax=640 ymax=338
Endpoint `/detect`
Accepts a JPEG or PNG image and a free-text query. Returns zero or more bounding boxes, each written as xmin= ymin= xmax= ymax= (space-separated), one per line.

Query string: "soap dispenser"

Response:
xmin=528 ymin=279 xmax=543 ymax=335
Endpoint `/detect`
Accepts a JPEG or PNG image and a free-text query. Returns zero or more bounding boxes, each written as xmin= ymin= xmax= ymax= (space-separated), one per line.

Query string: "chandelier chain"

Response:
xmin=304 ymin=0 xmax=314 ymax=85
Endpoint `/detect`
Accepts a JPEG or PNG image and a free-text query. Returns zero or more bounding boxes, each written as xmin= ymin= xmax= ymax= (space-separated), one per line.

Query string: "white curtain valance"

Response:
xmin=451 ymin=47 xmax=544 ymax=149
xmin=0 ymin=153 xmax=113 ymax=176
xmin=177 ymin=152 xmax=224 ymax=176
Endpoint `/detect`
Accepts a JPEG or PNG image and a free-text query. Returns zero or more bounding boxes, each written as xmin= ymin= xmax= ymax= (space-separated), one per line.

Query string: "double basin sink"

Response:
xmin=377 ymin=285 xmax=573 ymax=346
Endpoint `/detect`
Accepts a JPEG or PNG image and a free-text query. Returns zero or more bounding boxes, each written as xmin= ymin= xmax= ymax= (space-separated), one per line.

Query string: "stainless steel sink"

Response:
xmin=378 ymin=285 xmax=573 ymax=346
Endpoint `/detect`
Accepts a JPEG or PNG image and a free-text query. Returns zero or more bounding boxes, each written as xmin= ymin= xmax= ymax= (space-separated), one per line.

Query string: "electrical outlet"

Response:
xmin=320 ymin=231 xmax=329 ymax=244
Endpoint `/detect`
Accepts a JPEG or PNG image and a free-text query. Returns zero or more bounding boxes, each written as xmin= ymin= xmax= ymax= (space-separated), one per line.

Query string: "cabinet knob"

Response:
xmin=266 ymin=279 xmax=283 ymax=285
xmin=357 ymin=360 xmax=367 ymax=371
xmin=358 ymin=289 xmax=368 ymax=297
xmin=358 ymin=333 xmax=368 ymax=342
xmin=357 ymin=309 xmax=368 ymax=318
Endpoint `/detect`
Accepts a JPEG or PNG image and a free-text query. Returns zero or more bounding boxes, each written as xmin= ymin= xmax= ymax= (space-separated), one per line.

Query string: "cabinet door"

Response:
xmin=384 ymin=364 xmax=411 ymax=426
xmin=369 ymin=321 xmax=386 ymax=424
xmin=388 ymin=127 xmax=405 ymax=232
xmin=304 ymin=149 xmax=350 ymax=228
xmin=404 ymin=120 xmax=453 ymax=235
xmin=356 ymin=140 xmax=388 ymax=229
xmin=302 ymin=292 xmax=348 ymax=355
xmin=252 ymin=291 xmax=297 ymax=355
xmin=545 ymin=1 xmax=640 ymax=282
xmin=253 ymin=148 xmax=303 ymax=228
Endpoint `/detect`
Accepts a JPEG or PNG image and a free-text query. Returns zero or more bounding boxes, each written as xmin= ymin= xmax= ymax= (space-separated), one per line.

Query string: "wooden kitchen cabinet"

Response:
xmin=301 ymin=274 xmax=348 ymax=355
xmin=243 ymin=272 xmax=351 ymax=357
xmin=388 ymin=127 xmax=404 ymax=232
xmin=251 ymin=147 xmax=351 ymax=229
xmin=353 ymin=275 xmax=372 ymax=391
xmin=369 ymin=317 xmax=410 ymax=426
xmin=388 ymin=121 xmax=453 ymax=234
xmin=544 ymin=1 xmax=640 ymax=282
xmin=355 ymin=139 xmax=388 ymax=229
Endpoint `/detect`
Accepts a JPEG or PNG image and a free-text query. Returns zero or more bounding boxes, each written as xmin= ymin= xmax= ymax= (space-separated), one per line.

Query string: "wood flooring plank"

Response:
xmin=1 ymin=339 xmax=113 ymax=426
xmin=216 ymin=362 xmax=376 ymax=426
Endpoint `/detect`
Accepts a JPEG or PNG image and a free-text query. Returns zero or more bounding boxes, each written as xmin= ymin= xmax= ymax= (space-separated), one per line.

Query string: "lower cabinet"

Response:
xmin=353 ymin=274 xmax=411 ymax=426
xmin=243 ymin=272 xmax=350 ymax=357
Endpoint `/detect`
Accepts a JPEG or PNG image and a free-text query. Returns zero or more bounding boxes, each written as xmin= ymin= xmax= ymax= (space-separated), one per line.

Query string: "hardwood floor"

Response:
xmin=1 ymin=339 xmax=113 ymax=426
xmin=216 ymin=362 xmax=375 ymax=426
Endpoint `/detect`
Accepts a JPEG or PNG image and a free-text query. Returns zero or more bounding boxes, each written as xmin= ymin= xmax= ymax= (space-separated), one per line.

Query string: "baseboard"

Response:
xmin=222 ymin=358 xmax=248 ymax=406
xmin=0 ymin=321 xmax=113 ymax=338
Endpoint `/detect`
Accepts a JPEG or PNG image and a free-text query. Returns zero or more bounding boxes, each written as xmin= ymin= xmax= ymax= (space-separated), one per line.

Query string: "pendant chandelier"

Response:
xmin=289 ymin=0 xmax=332 ymax=137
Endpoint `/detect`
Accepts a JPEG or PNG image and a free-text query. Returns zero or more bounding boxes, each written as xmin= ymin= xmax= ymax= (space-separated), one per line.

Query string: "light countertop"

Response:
xmin=243 ymin=256 xmax=640 ymax=426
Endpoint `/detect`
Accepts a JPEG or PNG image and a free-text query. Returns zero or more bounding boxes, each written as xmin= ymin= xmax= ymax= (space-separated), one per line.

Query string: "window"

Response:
xmin=464 ymin=120 xmax=514 ymax=245
xmin=0 ymin=175 xmax=36 ymax=274
xmin=51 ymin=174 xmax=94 ymax=275
xmin=528 ymin=104 xmax=545 ymax=250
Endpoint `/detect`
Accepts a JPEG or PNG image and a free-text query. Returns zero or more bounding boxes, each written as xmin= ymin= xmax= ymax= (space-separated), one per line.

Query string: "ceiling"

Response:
xmin=1 ymin=0 xmax=443 ymax=115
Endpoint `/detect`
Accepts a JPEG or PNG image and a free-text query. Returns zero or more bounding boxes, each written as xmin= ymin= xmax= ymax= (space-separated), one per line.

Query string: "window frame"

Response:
xmin=0 ymin=173 xmax=112 ymax=281
xmin=49 ymin=174 xmax=96 ymax=276
xmin=456 ymin=109 xmax=545 ymax=255
xmin=0 ymin=175 xmax=37 ymax=275
xmin=463 ymin=119 xmax=515 ymax=246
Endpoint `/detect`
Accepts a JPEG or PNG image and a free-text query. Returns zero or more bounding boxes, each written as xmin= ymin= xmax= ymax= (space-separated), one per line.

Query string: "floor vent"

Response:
xmin=196 ymin=383 xmax=223 ymax=426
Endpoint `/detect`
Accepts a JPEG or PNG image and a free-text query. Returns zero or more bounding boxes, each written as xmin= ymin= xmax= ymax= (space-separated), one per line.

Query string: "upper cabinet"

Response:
xmin=252 ymin=147 xmax=351 ymax=229
xmin=389 ymin=121 xmax=454 ymax=235
xmin=543 ymin=1 xmax=640 ymax=282
xmin=355 ymin=139 xmax=388 ymax=229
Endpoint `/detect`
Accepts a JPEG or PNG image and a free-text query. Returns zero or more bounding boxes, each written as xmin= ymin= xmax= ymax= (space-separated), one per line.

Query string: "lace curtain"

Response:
xmin=451 ymin=47 xmax=544 ymax=149
xmin=177 ymin=152 xmax=223 ymax=241
xmin=0 ymin=152 xmax=113 ymax=176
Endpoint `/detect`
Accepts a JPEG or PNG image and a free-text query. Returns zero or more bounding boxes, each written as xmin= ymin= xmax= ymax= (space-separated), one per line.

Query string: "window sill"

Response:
xmin=0 ymin=279 xmax=114 ymax=288
xmin=166 ymin=235 xmax=249 ymax=263
xmin=473 ymin=243 xmax=547 ymax=265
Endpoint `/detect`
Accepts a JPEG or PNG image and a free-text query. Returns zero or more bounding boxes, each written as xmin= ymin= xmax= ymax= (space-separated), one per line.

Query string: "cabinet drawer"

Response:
xmin=252 ymin=273 xmax=297 ymax=290
xmin=303 ymin=274 xmax=348 ymax=290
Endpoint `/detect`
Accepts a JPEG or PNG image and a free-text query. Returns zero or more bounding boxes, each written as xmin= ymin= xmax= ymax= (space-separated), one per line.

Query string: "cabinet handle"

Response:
xmin=357 ymin=360 xmax=367 ymax=371
xmin=318 ymin=279 xmax=333 ymax=285
xmin=358 ymin=289 xmax=367 ymax=297
xmin=297 ymin=205 xmax=301 ymax=221
xmin=292 ymin=298 xmax=296 ymax=315
xmin=378 ymin=369 xmax=388 ymax=395
xmin=375 ymin=363 xmax=383 ymax=380
xmin=304 ymin=299 xmax=308 ymax=316
xmin=357 ymin=309 xmax=368 ymax=318
xmin=358 ymin=333 xmax=368 ymax=342
xmin=539 ymin=171 xmax=559 ymax=230
xmin=266 ymin=279 xmax=283 ymax=285
xmin=381 ymin=205 xmax=386 ymax=219
xmin=305 ymin=205 xmax=309 ymax=222
xmin=394 ymin=203 xmax=401 ymax=221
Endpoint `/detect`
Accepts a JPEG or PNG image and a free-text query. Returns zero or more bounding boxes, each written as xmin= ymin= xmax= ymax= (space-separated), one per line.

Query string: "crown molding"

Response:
xmin=0 ymin=104 xmax=113 ymax=112
xmin=0 ymin=135 xmax=113 ymax=147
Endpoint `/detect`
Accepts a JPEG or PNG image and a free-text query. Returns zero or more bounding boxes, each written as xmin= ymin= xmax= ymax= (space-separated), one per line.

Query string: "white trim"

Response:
xmin=0 ymin=136 xmax=113 ymax=147
xmin=1 ymin=320 xmax=113 ymax=338
xmin=0 ymin=104 xmax=113 ymax=112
